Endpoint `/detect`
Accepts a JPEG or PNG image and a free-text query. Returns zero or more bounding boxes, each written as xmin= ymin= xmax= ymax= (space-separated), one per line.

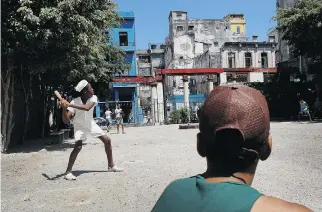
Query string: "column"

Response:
xmin=219 ymin=73 xmax=227 ymax=85
xmin=151 ymin=83 xmax=157 ymax=125
xmin=247 ymin=72 xmax=264 ymax=82
xmin=183 ymin=75 xmax=189 ymax=109
xmin=207 ymin=75 xmax=214 ymax=93
xmin=157 ymin=82 xmax=164 ymax=124
xmin=272 ymin=51 xmax=276 ymax=68
xmin=132 ymin=88 xmax=137 ymax=124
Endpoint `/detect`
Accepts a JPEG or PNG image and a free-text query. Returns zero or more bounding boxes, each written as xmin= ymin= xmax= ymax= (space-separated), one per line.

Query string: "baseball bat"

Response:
xmin=54 ymin=90 xmax=63 ymax=101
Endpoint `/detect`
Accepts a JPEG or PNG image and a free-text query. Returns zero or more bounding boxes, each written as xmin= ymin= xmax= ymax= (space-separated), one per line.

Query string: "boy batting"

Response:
xmin=59 ymin=80 xmax=123 ymax=180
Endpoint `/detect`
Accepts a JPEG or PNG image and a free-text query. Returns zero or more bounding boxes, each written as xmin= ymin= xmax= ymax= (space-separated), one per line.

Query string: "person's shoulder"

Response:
xmin=251 ymin=196 xmax=312 ymax=212
xmin=89 ymin=95 xmax=98 ymax=102
xmin=71 ymin=97 xmax=80 ymax=103
xmin=165 ymin=177 xmax=198 ymax=190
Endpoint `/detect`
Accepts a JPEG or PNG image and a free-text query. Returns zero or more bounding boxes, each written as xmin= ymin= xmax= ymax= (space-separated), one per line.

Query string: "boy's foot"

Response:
xmin=108 ymin=165 xmax=123 ymax=172
xmin=122 ymin=131 xmax=125 ymax=134
xmin=64 ymin=173 xmax=76 ymax=180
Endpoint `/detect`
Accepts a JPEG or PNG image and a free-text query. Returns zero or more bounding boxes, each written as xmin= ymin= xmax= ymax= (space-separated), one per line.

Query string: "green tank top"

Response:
xmin=152 ymin=175 xmax=262 ymax=212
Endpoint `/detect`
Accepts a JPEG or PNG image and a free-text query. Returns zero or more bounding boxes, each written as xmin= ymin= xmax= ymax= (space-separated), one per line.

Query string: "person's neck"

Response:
xmin=80 ymin=95 xmax=90 ymax=104
xmin=203 ymin=170 xmax=255 ymax=186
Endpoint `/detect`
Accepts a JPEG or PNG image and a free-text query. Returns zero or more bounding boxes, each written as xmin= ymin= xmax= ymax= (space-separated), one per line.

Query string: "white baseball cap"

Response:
xmin=75 ymin=80 xmax=89 ymax=92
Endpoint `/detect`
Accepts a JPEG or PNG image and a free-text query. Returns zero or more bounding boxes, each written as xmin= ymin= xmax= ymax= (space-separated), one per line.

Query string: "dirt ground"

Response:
xmin=1 ymin=122 xmax=322 ymax=212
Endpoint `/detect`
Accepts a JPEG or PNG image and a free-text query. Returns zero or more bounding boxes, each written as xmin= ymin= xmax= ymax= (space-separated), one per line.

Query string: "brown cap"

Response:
xmin=199 ymin=84 xmax=270 ymax=147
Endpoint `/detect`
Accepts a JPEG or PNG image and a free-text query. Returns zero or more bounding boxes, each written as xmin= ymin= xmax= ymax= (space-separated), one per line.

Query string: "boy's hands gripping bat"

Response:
xmin=54 ymin=90 xmax=69 ymax=108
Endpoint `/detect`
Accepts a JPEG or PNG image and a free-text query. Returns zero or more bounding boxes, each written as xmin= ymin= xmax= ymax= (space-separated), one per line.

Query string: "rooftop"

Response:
xmin=118 ymin=11 xmax=135 ymax=19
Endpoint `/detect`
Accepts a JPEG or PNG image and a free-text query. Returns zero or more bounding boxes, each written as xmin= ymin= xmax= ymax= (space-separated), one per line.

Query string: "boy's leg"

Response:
xmin=65 ymin=140 xmax=83 ymax=180
xmin=122 ymin=121 xmax=125 ymax=134
xmin=116 ymin=118 xmax=120 ymax=133
xmin=98 ymin=135 xmax=123 ymax=172
xmin=307 ymin=111 xmax=313 ymax=122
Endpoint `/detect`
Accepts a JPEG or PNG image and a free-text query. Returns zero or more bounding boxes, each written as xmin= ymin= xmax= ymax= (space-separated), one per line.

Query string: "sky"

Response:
xmin=114 ymin=0 xmax=277 ymax=49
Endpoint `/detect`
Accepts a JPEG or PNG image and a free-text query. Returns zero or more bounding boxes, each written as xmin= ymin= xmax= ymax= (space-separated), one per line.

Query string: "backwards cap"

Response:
xmin=75 ymin=80 xmax=89 ymax=92
xmin=199 ymin=84 xmax=270 ymax=148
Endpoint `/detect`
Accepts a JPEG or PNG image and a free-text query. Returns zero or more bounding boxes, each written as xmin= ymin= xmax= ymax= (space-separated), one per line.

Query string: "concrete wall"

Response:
xmin=247 ymin=72 xmax=264 ymax=82
xmin=110 ymin=13 xmax=137 ymax=77
xmin=151 ymin=52 xmax=165 ymax=68
xmin=277 ymin=0 xmax=296 ymax=63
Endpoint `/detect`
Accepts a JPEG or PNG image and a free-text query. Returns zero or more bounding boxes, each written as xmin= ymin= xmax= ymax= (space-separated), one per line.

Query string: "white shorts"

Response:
xmin=74 ymin=123 xmax=105 ymax=142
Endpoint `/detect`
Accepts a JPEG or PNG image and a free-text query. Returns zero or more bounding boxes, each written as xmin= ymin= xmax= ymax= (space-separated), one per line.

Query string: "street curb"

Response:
xmin=179 ymin=124 xmax=199 ymax=129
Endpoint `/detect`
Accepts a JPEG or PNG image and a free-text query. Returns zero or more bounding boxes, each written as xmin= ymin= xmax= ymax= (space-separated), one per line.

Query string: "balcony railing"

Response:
xmin=120 ymin=42 xmax=135 ymax=47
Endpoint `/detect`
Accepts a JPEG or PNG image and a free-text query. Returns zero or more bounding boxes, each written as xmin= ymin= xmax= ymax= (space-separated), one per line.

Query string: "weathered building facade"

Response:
xmin=136 ymin=44 xmax=166 ymax=124
xmin=193 ymin=37 xmax=277 ymax=93
xmin=164 ymin=11 xmax=247 ymax=96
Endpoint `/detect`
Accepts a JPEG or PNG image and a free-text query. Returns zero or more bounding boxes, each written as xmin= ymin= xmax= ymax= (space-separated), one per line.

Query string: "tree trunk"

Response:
xmin=1 ymin=57 xmax=15 ymax=152
xmin=41 ymin=82 xmax=51 ymax=138
xmin=20 ymin=68 xmax=32 ymax=143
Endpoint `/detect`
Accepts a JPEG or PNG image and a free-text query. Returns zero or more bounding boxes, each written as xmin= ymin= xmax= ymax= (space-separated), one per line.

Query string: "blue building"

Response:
xmin=98 ymin=11 xmax=143 ymax=124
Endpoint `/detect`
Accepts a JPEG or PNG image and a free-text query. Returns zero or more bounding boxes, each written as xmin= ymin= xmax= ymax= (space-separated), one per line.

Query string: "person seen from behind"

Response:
xmin=152 ymin=85 xmax=311 ymax=212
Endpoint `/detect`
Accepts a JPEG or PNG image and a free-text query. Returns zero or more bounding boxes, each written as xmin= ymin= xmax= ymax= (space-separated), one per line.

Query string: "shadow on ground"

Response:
xmin=42 ymin=170 xmax=108 ymax=180
xmin=7 ymin=141 xmax=87 ymax=154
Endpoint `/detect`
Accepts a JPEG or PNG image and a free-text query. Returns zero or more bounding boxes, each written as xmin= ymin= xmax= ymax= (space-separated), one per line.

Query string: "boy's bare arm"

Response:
xmin=252 ymin=196 xmax=312 ymax=212
xmin=62 ymin=107 xmax=73 ymax=125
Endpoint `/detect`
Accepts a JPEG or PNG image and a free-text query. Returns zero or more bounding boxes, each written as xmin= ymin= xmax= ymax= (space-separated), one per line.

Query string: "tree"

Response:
xmin=1 ymin=0 xmax=129 ymax=152
xmin=276 ymin=0 xmax=322 ymax=78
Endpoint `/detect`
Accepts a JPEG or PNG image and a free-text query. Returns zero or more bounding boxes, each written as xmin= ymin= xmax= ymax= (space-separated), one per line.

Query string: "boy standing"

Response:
xmin=61 ymin=80 xmax=123 ymax=180
xmin=115 ymin=104 xmax=125 ymax=134
xmin=298 ymin=98 xmax=312 ymax=122
xmin=105 ymin=107 xmax=113 ymax=131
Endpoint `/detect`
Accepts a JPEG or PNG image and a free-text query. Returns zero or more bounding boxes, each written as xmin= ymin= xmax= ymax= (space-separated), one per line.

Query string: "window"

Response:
xmin=173 ymin=80 xmax=177 ymax=87
xmin=139 ymin=55 xmax=150 ymax=63
xmin=261 ymin=53 xmax=268 ymax=68
xmin=177 ymin=13 xmax=182 ymax=17
xmin=176 ymin=26 xmax=184 ymax=31
xmin=228 ymin=52 xmax=236 ymax=68
xmin=236 ymin=26 xmax=240 ymax=34
xmin=188 ymin=25 xmax=194 ymax=30
xmin=119 ymin=32 xmax=128 ymax=46
xmin=151 ymin=45 xmax=157 ymax=49
xmin=245 ymin=52 xmax=252 ymax=68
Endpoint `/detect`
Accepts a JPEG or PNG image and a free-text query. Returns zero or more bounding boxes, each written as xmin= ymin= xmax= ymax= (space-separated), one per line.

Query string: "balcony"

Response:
xmin=120 ymin=42 xmax=136 ymax=51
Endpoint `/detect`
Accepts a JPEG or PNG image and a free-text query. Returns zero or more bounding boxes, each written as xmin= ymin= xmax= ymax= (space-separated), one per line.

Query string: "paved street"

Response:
xmin=1 ymin=122 xmax=322 ymax=212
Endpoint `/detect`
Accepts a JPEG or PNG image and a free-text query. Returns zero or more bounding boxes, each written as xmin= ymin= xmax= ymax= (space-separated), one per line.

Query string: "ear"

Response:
xmin=259 ymin=136 xmax=272 ymax=161
xmin=197 ymin=133 xmax=207 ymax=157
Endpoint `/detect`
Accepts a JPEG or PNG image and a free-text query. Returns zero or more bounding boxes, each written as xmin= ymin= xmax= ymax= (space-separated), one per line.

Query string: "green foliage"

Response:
xmin=1 ymin=0 xmax=130 ymax=150
xmin=2 ymin=0 xmax=130 ymax=87
xmin=170 ymin=110 xmax=181 ymax=124
xmin=180 ymin=108 xmax=189 ymax=124
xmin=275 ymin=0 xmax=322 ymax=75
